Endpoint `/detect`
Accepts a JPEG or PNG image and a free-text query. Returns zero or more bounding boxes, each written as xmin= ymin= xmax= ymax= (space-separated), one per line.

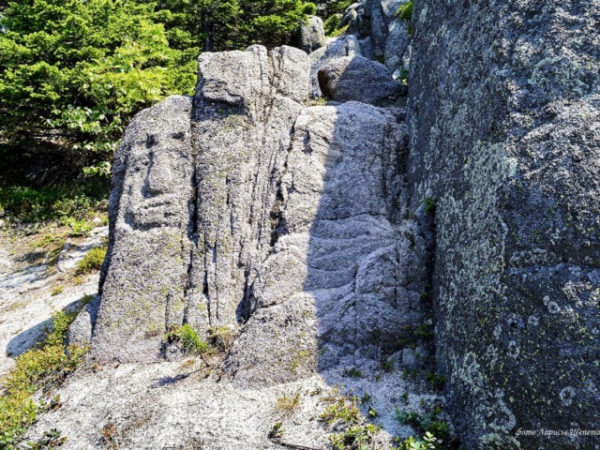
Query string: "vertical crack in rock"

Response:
xmin=225 ymin=101 xmax=429 ymax=387
xmin=184 ymin=45 xmax=310 ymax=336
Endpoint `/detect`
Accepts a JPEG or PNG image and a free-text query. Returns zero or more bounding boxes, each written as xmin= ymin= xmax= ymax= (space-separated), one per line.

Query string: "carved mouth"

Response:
xmin=128 ymin=194 xmax=181 ymax=228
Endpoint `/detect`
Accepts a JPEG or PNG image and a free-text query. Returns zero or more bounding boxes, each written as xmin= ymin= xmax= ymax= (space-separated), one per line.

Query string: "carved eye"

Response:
xmin=146 ymin=134 xmax=158 ymax=148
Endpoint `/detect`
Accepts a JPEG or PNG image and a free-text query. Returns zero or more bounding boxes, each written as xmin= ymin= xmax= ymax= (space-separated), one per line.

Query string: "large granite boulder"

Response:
xmin=318 ymin=56 xmax=404 ymax=103
xmin=294 ymin=15 xmax=326 ymax=54
xmin=186 ymin=45 xmax=310 ymax=333
xmin=89 ymin=47 xmax=312 ymax=361
xmin=91 ymin=95 xmax=195 ymax=362
xmin=408 ymin=1 xmax=600 ymax=448
xmin=226 ymin=102 xmax=427 ymax=386
xmin=309 ymin=35 xmax=362 ymax=97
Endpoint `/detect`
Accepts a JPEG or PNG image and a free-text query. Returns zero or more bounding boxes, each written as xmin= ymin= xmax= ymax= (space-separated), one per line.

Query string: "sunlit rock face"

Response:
xmin=85 ymin=43 xmax=425 ymax=385
xmin=408 ymin=1 xmax=600 ymax=448
xmin=91 ymin=96 xmax=195 ymax=362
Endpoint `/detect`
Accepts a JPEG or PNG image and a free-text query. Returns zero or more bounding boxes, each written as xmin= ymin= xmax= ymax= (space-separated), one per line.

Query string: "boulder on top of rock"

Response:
xmin=318 ymin=55 xmax=404 ymax=104
xmin=309 ymin=35 xmax=362 ymax=97
xmin=294 ymin=15 xmax=326 ymax=54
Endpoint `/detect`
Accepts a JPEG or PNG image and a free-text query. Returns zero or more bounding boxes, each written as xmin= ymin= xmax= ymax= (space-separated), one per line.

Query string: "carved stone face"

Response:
xmin=122 ymin=130 xmax=193 ymax=230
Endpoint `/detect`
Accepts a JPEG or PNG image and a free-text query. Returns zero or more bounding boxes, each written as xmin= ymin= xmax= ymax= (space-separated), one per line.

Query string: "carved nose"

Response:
xmin=146 ymin=152 xmax=173 ymax=196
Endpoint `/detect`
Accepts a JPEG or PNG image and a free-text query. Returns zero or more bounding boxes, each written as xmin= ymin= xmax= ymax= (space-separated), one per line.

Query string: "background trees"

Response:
xmin=0 ymin=0 xmax=317 ymax=218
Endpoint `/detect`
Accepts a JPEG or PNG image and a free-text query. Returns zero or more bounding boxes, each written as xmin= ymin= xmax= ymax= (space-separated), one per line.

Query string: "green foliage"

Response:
xmin=425 ymin=373 xmax=446 ymax=391
xmin=395 ymin=432 xmax=438 ymax=450
xmin=395 ymin=406 xmax=454 ymax=449
xmin=164 ymin=324 xmax=210 ymax=355
xmin=76 ymin=246 xmax=107 ymax=274
xmin=327 ymin=0 xmax=352 ymax=15
xmin=320 ymin=398 xmax=361 ymax=425
xmin=0 ymin=310 xmax=87 ymax=448
xmin=395 ymin=0 xmax=414 ymax=36
xmin=396 ymin=0 xmax=413 ymax=20
xmin=141 ymin=0 xmax=317 ymax=52
xmin=424 ymin=197 xmax=436 ymax=214
xmin=344 ymin=367 xmax=363 ymax=378
xmin=0 ymin=0 xmax=196 ymax=171
xmin=0 ymin=181 xmax=108 ymax=224
xmin=331 ymin=24 xmax=349 ymax=37
xmin=180 ymin=324 xmax=208 ymax=355
xmin=398 ymin=323 xmax=434 ymax=349
xmin=323 ymin=13 xmax=341 ymax=36
xmin=268 ymin=422 xmax=284 ymax=439
xmin=330 ymin=423 xmax=380 ymax=450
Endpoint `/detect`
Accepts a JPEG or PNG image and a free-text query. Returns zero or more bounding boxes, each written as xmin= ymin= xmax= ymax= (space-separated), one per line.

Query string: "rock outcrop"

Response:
xmin=86 ymin=42 xmax=415 ymax=387
xmin=68 ymin=2 xmax=600 ymax=448
xmin=408 ymin=1 xmax=600 ymax=448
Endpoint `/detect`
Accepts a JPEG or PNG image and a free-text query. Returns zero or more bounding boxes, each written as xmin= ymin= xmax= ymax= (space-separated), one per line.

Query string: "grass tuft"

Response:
xmin=0 ymin=310 xmax=88 ymax=447
xmin=76 ymin=246 xmax=107 ymax=274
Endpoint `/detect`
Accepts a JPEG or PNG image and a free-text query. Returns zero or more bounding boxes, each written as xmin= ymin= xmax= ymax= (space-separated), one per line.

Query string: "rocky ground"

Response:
xmin=0 ymin=223 xmax=106 ymax=377
xmin=0 ymin=222 xmax=450 ymax=449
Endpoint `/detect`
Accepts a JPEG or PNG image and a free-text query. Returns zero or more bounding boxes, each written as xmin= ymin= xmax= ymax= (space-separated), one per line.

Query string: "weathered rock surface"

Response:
xmin=294 ymin=15 xmax=326 ymax=53
xmin=227 ymin=102 xmax=427 ymax=386
xmin=309 ymin=35 xmax=362 ymax=97
xmin=318 ymin=56 xmax=403 ymax=103
xmin=340 ymin=0 xmax=412 ymax=73
xmin=408 ymin=1 xmax=600 ymax=448
xmin=91 ymin=95 xmax=195 ymax=362
xmin=186 ymin=45 xmax=310 ymax=335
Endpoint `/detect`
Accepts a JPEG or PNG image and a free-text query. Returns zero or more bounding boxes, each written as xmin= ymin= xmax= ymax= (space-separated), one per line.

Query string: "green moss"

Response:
xmin=0 ymin=310 xmax=88 ymax=447
xmin=76 ymin=246 xmax=107 ymax=274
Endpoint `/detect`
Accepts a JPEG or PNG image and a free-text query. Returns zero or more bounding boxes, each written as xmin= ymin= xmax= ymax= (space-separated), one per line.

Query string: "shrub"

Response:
xmin=76 ymin=246 xmax=107 ymax=274
xmin=0 ymin=182 xmax=108 ymax=224
xmin=330 ymin=423 xmax=380 ymax=450
xmin=180 ymin=324 xmax=208 ymax=355
xmin=0 ymin=310 xmax=87 ymax=447
xmin=324 ymin=14 xmax=342 ymax=36
xmin=395 ymin=0 xmax=414 ymax=35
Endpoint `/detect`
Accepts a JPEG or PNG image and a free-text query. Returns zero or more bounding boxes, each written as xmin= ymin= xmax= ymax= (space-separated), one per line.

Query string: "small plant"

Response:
xmin=424 ymin=197 xmax=436 ymax=215
xmin=329 ymin=423 xmax=380 ymax=450
xmin=399 ymin=69 xmax=409 ymax=85
xmin=323 ymin=14 xmax=341 ymax=36
xmin=396 ymin=0 xmax=413 ymax=20
xmin=275 ymin=392 xmax=301 ymax=415
xmin=425 ymin=373 xmax=446 ymax=391
xmin=268 ymin=422 xmax=284 ymax=440
xmin=395 ymin=405 xmax=454 ymax=447
xmin=368 ymin=407 xmax=378 ymax=418
xmin=396 ymin=432 xmax=438 ymax=450
xmin=344 ymin=367 xmax=363 ymax=378
xmin=360 ymin=392 xmax=372 ymax=404
xmin=398 ymin=323 xmax=434 ymax=348
xmin=101 ymin=422 xmax=117 ymax=449
xmin=331 ymin=24 xmax=349 ymax=37
xmin=381 ymin=359 xmax=394 ymax=373
xmin=401 ymin=391 xmax=409 ymax=404
xmin=208 ymin=326 xmax=237 ymax=353
xmin=25 ymin=428 xmax=67 ymax=449
xmin=65 ymin=218 xmax=95 ymax=237
xmin=307 ymin=97 xmax=328 ymax=107
xmin=180 ymin=324 xmax=208 ymax=355
xmin=51 ymin=285 xmax=64 ymax=296
xmin=76 ymin=246 xmax=107 ymax=274
xmin=395 ymin=0 xmax=414 ymax=36
xmin=320 ymin=398 xmax=361 ymax=425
